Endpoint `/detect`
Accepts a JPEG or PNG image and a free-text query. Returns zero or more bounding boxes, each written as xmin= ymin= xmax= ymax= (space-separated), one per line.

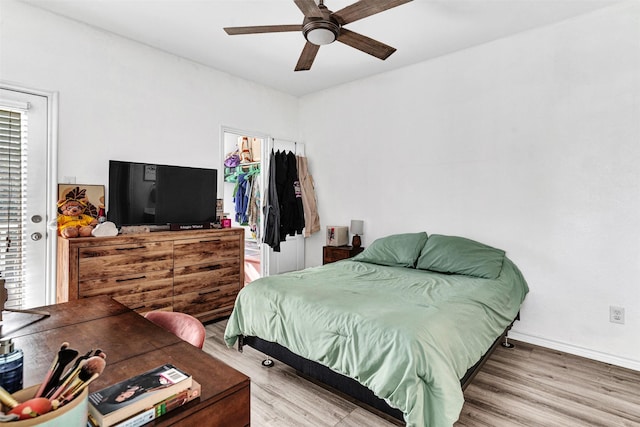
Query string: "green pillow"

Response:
xmin=416 ymin=234 xmax=505 ymax=279
xmin=351 ymin=232 xmax=428 ymax=268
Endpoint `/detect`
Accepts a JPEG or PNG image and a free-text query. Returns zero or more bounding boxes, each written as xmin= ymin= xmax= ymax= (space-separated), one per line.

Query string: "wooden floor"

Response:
xmin=204 ymin=321 xmax=640 ymax=426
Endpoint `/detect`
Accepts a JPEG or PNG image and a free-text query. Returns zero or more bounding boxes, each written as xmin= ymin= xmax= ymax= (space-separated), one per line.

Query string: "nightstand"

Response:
xmin=323 ymin=245 xmax=364 ymax=265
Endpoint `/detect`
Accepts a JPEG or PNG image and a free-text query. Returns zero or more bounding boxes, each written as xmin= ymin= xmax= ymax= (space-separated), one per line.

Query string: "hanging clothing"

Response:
xmin=234 ymin=173 xmax=249 ymax=225
xmin=263 ymin=149 xmax=313 ymax=251
xmin=277 ymin=150 xmax=305 ymax=239
xmin=290 ymin=151 xmax=305 ymax=236
xmin=247 ymin=170 xmax=261 ymax=240
xmin=263 ymin=150 xmax=281 ymax=251
xmin=296 ymin=155 xmax=320 ymax=237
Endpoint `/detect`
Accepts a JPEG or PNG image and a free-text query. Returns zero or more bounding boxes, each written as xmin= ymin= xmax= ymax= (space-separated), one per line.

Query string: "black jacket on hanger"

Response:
xmin=263 ymin=150 xmax=281 ymax=252
xmin=277 ymin=150 xmax=305 ymax=239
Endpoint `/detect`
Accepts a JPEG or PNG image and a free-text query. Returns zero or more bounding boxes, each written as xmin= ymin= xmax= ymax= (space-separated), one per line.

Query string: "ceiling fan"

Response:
xmin=224 ymin=0 xmax=413 ymax=71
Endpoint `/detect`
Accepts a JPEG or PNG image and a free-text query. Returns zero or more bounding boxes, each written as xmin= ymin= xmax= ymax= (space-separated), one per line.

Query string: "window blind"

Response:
xmin=0 ymin=108 xmax=27 ymax=309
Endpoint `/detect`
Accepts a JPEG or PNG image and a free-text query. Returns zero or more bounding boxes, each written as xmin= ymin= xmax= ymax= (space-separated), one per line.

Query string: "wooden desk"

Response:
xmin=1 ymin=296 xmax=250 ymax=426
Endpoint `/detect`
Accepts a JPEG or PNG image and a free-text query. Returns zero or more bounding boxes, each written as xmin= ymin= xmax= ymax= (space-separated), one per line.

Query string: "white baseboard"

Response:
xmin=508 ymin=331 xmax=640 ymax=372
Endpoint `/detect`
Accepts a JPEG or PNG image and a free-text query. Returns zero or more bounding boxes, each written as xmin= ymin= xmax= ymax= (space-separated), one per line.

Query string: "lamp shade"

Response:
xmin=306 ymin=27 xmax=336 ymax=45
xmin=350 ymin=220 xmax=364 ymax=235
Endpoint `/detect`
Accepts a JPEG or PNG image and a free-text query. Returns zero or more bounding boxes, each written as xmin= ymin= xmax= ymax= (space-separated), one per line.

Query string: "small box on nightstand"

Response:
xmin=326 ymin=226 xmax=349 ymax=246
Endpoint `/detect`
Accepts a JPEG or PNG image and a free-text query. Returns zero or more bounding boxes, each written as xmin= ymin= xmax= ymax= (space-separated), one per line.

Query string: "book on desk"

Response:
xmin=88 ymin=364 xmax=194 ymax=427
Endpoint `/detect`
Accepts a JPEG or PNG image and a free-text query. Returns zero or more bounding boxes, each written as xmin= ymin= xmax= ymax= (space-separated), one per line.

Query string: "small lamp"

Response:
xmin=350 ymin=220 xmax=364 ymax=249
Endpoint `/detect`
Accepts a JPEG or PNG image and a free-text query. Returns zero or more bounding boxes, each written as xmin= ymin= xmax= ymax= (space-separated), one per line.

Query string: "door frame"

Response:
xmin=0 ymin=81 xmax=59 ymax=305
xmin=220 ymin=127 xmax=308 ymax=278
xmin=220 ymin=126 xmax=270 ymax=278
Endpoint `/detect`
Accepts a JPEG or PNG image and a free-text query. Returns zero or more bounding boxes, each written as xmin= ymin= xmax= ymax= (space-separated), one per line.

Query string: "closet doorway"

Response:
xmin=222 ymin=128 xmax=266 ymax=285
xmin=221 ymin=128 xmax=306 ymax=284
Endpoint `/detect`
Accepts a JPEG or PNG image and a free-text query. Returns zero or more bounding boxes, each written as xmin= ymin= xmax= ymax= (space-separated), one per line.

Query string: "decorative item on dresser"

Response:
xmin=322 ymin=245 xmax=364 ymax=265
xmin=56 ymin=228 xmax=245 ymax=323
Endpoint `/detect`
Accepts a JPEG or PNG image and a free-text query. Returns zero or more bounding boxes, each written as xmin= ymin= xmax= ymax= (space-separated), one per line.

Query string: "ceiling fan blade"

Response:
xmin=332 ymin=0 xmax=412 ymax=25
xmin=294 ymin=0 xmax=323 ymax=18
xmin=337 ymin=28 xmax=396 ymax=60
xmin=224 ymin=25 xmax=301 ymax=35
xmin=295 ymin=42 xmax=320 ymax=71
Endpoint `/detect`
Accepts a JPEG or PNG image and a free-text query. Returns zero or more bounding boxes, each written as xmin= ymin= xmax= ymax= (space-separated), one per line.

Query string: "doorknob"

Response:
xmin=31 ymin=232 xmax=43 ymax=241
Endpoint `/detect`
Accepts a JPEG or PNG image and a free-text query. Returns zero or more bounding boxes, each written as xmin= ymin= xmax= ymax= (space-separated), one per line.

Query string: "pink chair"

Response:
xmin=144 ymin=311 xmax=206 ymax=349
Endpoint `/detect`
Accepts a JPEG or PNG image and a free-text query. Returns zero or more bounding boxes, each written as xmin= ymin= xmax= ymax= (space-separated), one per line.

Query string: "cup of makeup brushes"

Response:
xmin=3 ymin=384 xmax=88 ymax=426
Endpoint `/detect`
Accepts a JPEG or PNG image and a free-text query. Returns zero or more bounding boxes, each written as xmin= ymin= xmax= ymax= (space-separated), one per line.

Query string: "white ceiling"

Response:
xmin=20 ymin=0 xmax=620 ymax=97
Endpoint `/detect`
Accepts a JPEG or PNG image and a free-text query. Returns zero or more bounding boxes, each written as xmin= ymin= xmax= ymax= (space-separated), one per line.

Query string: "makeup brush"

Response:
xmin=48 ymin=360 xmax=85 ymax=402
xmin=38 ymin=346 xmax=78 ymax=398
xmin=55 ymin=358 xmax=105 ymax=409
xmin=51 ymin=353 xmax=106 ymax=402
xmin=45 ymin=348 xmax=92 ymax=400
xmin=64 ymin=353 xmax=106 ymax=396
xmin=0 ymin=386 xmax=19 ymax=409
xmin=63 ymin=353 xmax=105 ymax=396
xmin=34 ymin=342 xmax=69 ymax=398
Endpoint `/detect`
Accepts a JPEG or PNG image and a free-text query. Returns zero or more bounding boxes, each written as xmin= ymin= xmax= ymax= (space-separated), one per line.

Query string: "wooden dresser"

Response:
xmin=57 ymin=228 xmax=244 ymax=322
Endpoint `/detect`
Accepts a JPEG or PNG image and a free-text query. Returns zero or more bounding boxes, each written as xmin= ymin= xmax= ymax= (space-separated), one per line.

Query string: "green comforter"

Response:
xmin=224 ymin=258 xmax=528 ymax=426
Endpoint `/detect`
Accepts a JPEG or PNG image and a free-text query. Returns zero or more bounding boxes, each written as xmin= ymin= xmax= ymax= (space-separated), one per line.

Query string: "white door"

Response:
xmin=0 ymin=87 xmax=55 ymax=308
xmin=264 ymin=138 xmax=305 ymax=276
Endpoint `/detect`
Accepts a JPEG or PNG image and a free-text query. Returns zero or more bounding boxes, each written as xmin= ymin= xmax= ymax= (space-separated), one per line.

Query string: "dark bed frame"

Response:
xmin=237 ymin=313 xmax=519 ymax=422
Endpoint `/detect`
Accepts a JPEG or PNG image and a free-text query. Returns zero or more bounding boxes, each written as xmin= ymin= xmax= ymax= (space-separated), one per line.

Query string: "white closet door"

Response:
xmin=263 ymin=138 xmax=305 ymax=276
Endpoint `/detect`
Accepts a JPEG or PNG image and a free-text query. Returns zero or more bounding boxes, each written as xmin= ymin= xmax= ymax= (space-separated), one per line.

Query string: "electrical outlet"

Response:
xmin=610 ymin=306 xmax=625 ymax=324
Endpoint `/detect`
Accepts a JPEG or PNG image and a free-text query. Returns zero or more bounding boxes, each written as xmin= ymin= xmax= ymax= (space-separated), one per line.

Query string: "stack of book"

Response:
xmin=87 ymin=364 xmax=200 ymax=427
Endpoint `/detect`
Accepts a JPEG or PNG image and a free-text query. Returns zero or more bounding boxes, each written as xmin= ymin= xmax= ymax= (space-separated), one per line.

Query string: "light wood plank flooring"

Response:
xmin=204 ymin=321 xmax=640 ymax=426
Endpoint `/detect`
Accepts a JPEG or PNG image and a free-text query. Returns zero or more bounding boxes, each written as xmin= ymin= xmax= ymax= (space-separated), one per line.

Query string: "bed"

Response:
xmin=224 ymin=233 xmax=529 ymax=426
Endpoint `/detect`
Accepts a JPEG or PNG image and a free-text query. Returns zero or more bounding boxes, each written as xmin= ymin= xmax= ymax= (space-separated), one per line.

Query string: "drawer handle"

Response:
xmin=116 ymin=275 xmax=147 ymax=282
xmin=116 ymin=246 xmax=146 ymax=251
xmin=198 ymin=265 xmax=220 ymax=271
xmin=200 ymin=239 xmax=221 ymax=243
xmin=199 ymin=288 xmax=221 ymax=296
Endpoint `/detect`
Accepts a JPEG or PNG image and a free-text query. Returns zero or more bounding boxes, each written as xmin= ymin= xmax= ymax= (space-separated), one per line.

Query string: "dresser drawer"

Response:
xmin=173 ymin=259 xmax=240 ymax=293
xmin=173 ymin=280 xmax=240 ymax=321
xmin=174 ymin=235 xmax=240 ymax=267
xmin=79 ymin=269 xmax=173 ymax=298
xmin=79 ymin=241 xmax=173 ymax=280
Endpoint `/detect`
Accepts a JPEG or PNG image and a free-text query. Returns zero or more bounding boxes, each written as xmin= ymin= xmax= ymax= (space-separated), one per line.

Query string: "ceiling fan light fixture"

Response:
xmin=303 ymin=20 xmax=339 ymax=45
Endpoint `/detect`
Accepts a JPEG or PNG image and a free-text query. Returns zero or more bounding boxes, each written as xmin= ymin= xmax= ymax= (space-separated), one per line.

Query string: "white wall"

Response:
xmin=0 ymin=0 xmax=299 ymax=198
xmin=299 ymin=2 xmax=640 ymax=370
xmin=3 ymin=0 xmax=638 ymax=370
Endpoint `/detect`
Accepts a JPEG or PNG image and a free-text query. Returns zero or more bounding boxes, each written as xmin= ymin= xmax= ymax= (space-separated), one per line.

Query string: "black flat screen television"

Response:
xmin=107 ymin=160 xmax=218 ymax=228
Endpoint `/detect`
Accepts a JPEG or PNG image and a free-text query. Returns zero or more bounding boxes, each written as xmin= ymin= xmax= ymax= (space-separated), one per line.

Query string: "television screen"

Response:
xmin=107 ymin=160 xmax=218 ymax=227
